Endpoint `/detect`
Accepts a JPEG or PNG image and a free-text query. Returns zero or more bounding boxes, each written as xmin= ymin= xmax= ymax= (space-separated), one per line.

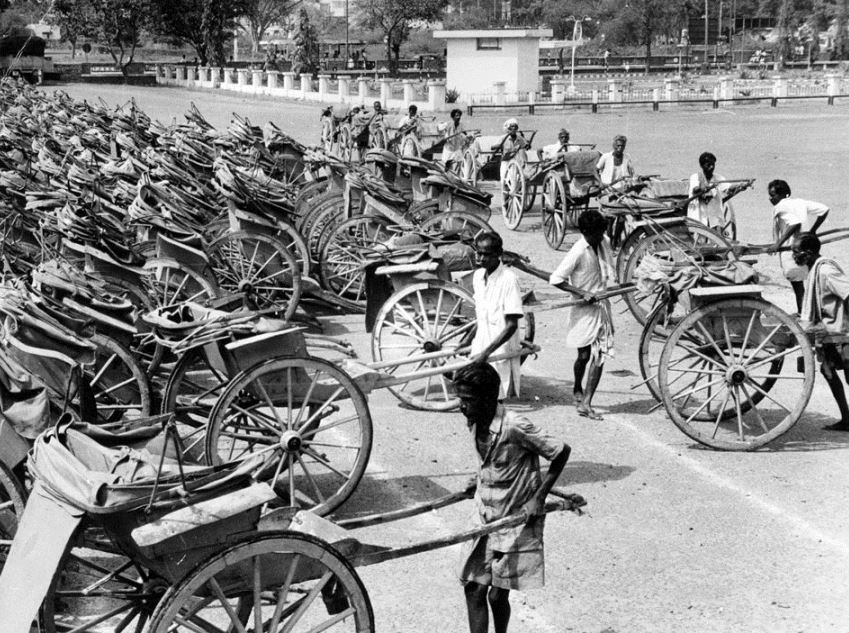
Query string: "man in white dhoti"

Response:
xmin=470 ymin=232 xmax=524 ymax=400
xmin=549 ymin=210 xmax=615 ymax=420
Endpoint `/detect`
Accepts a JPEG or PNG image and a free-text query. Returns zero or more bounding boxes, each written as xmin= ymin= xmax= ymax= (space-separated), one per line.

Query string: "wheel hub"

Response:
xmin=280 ymin=430 xmax=303 ymax=452
xmin=422 ymin=339 xmax=442 ymax=353
xmin=238 ymin=279 xmax=254 ymax=293
xmin=142 ymin=577 xmax=170 ymax=611
xmin=725 ymin=364 xmax=748 ymax=385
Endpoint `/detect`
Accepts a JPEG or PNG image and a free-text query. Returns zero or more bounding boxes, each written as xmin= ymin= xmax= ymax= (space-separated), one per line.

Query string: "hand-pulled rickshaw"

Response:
xmin=0 ymin=419 xmax=585 ymax=632
xmin=630 ymin=228 xmax=849 ymax=450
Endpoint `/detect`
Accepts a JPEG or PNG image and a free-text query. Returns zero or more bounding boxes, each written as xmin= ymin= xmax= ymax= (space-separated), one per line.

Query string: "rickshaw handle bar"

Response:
xmin=351 ymin=495 xmax=585 ymax=568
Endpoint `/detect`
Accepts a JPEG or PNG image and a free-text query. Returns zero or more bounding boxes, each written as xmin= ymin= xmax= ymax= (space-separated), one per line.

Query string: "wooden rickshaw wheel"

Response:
xmin=501 ymin=160 xmax=525 ymax=231
xmin=541 ymin=171 xmax=567 ymax=250
xmin=401 ymin=135 xmax=421 ymax=158
xmin=41 ymin=524 xmax=165 ymax=633
xmin=272 ymin=216 xmax=312 ymax=279
xmin=621 ymin=224 xmax=736 ymax=325
xmin=658 ymin=297 xmax=815 ymax=450
xmin=319 ymin=215 xmax=394 ymax=305
xmin=370 ymin=127 xmax=388 ymax=150
xmin=371 ymin=280 xmax=475 ymax=411
xmin=147 ymin=532 xmax=374 ymax=633
xmin=160 ymin=345 xmax=231 ymax=462
xmin=419 ymin=211 xmax=492 ymax=244
xmin=206 ymin=231 xmax=302 ymax=321
xmin=304 ymin=200 xmax=345 ymax=265
xmin=640 ymin=297 xmax=781 ymax=421
xmin=79 ymin=333 xmax=152 ymax=425
xmin=205 ymin=357 xmax=373 ymax=516
xmin=338 ymin=126 xmax=353 ymax=162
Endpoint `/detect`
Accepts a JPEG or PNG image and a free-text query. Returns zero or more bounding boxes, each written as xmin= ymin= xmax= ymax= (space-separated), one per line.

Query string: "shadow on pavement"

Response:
xmin=559 ymin=460 xmax=636 ymax=486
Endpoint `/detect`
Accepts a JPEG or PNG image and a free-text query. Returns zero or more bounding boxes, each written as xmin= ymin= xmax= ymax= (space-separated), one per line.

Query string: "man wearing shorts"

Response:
xmin=455 ymin=363 xmax=570 ymax=633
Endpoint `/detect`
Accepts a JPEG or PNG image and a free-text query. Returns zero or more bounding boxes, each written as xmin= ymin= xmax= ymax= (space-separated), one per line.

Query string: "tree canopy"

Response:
xmin=243 ymin=0 xmax=300 ymax=53
xmin=356 ymin=0 xmax=448 ymax=74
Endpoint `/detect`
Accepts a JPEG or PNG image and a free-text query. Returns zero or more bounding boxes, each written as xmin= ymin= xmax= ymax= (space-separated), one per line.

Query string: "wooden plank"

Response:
xmin=131 ymin=482 xmax=276 ymax=548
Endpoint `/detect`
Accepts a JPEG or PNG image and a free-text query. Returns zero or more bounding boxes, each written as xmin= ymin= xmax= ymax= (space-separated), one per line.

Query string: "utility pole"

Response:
xmin=345 ymin=0 xmax=349 ymax=62
xmin=704 ymin=0 xmax=709 ymax=68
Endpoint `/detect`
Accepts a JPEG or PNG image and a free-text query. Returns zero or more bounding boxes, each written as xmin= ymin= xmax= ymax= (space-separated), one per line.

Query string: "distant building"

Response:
xmin=27 ymin=22 xmax=60 ymax=41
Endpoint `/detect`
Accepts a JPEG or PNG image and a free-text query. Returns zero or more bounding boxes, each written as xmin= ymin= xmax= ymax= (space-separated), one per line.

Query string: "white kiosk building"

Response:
xmin=433 ymin=28 xmax=553 ymax=103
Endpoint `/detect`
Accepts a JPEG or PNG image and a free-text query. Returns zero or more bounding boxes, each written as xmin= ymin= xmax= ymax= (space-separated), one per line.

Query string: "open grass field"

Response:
xmin=45 ymin=82 xmax=849 ymax=632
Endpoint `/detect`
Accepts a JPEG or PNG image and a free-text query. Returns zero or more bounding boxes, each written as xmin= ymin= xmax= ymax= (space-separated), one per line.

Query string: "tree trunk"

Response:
xmin=836 ymin=0 xmax=848 ymax=59
xmin=385 ymin=37 xmax=394 ymax=75
xmin=70 ymin=39 xmax=76 ymax=59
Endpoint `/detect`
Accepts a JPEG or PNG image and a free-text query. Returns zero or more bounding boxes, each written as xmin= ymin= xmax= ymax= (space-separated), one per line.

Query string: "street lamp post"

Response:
xmin=567 ymin=16 xmax=592 ymax=94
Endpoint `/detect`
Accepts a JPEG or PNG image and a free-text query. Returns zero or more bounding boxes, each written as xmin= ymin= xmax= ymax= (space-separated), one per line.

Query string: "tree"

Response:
xmin=599 ymin=0 xmax=687 ymax=69
xmin=148 ymin=0 xmax=247 ymax=65
xmin=88 ymin=0 xmax=154 ymax=72
xmin=50 ymin=0 xmax=96 ymax=58
xmin=356 ymin=0 xmax=448 ymax=74
xmin=291 ymin=6 xmax=318 ymax=74
xmin=243 ymin=0 xmax=300 ymax=53
xmin=149 ymin=0 xmax=208 ymax=63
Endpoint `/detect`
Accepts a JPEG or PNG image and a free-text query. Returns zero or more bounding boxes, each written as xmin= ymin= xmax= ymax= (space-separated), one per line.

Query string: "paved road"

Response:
xmin=49 ymin=83 xmax=849 ymax=631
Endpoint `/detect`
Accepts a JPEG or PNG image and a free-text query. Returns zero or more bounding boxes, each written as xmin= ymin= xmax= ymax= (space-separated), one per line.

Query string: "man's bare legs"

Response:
xmin=821 ymin=352 xmax=849 ymax=431
xmin=573 ymin=345 xmax=590 ymax=404
xmin=791 ymin=280 xmax=805 ymax=314
xmin=575 ymin=345 xmax=604 ymax=419
xmin=464 ymin=582 xmax=511 ymax=633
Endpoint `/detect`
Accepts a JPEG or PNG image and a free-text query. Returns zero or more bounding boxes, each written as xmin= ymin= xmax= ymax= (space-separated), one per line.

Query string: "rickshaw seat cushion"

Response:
xmin=646 ymin=179 xmax=689 ymax=199
xmin=563 ymin=150 xmax=601 ymax=175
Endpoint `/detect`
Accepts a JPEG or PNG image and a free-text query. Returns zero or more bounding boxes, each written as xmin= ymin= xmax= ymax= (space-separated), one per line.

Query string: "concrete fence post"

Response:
xmin=664 ymin=77 xmax=679 ymax=101
xmin=318 ymin=74 xmax=330 ymax=100
xmin=175 ymin=65 xmax=186 ymax=82
xmin=494 ymin=81 xmax=506 ymax=106
xmin=267 ymin=70 xmax=279 ymax=89
xmin=827 ymin=73 xmax=840 ymax=105
xmin=402 ymin=80 xmax=415 ymax=106
xmin=236 ymin=69 xmax=249 ymax=88
xmin=428 ymin=80 xmax=446 ymax=111
xmin=251 ymin=69 xmax=263 ymax=92
xmin=282 ymin=71 xmax=296 ymax=91
xmin=719 ymin=76 xmax=734 ymax=101
xmin=379 ymin=77 xmax=393 ymax=105
xmin=772 ymin=76 xmax=787 ymax=105
xmin=338 ymin=77 xmax=350 ymax=99
xmin=300 ymin=73 xmax=313 ymax=98
xmin=607 ymin=79 xmax=620 ymax=103
xmin=154 ymin=63 xmax=163 ymax=83
xmin=222 ymin=68 xmax=234 ymax=86
xmin=652 ymin=88 xmax=660 ymax=111
xmin=358 ymin=77 xmax=369 ymax=102
xmin=550 ymin=79 xmax=565 ymax=103
xmin=591 ymin=89 xmax=599 ymax=113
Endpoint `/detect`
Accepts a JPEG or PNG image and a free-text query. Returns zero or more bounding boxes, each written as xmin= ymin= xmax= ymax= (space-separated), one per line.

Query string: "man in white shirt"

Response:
xmin=596 ymin=135 xmax=634 ymax=190
xmin=470 ymin=232 xmax=524 ymax=400
xmin=767 ymin=178 xmax=830 ymax=312
xmin=397 ymin=104 xmax=422 ymax=140
xmin=687 ymin=151 xmax=736 ymax=237
xmin=549 ymin=210 xmax=615 ymax=419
